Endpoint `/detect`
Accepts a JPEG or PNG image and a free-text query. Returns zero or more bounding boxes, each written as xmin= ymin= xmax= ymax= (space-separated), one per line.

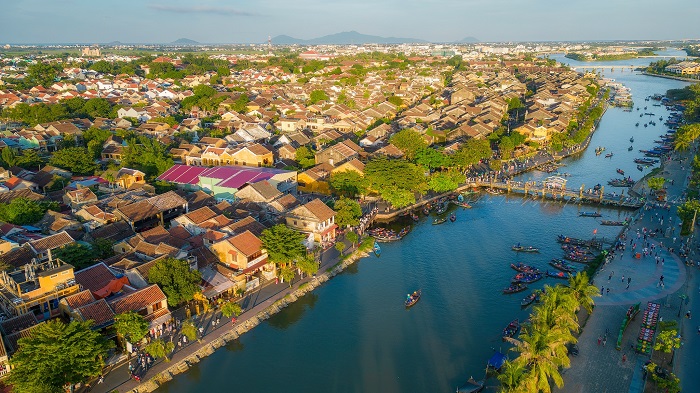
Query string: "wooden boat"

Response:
xmin=637 ymin=165 xmax=644 ymax=171
xmin=549 ymin=259 xmax=576 ymax=273
xmin=634 ymin=158 xmax=658 ymax=165
xmin=556 ymin=235 xmax=602 ymax=249
xmin=435 ymin=202 xmax=448 ymax=215
xmin=511 ymin=245 xmax=539 ymax=253
xmin=449 ymin=213 xmax=457 ymax=222
xmin=605 ymin=153 xmax=614 ymax=158
xmin=635 ymin=122 xmax=639 ymax=127
xmin=630 ymin=137 xmax=634 ymax=143
xmin=628 ymin=145 xmax=634 ymax=151
xmin=485 ymin=188 xmax=503 ymax=195
xmin=510 ymin=263 xmax=539 ymax=273
xmin=601 ymin=220 xmax=627 ymax=226
xmin=502 ymin=319 xmax=520 ymax=341
xmin=511 ymin=272 xmax=543 ymax=284
xmin=579 ymin=212 xmax=602 ymax=217
xmin=608 ymin=178 xmax=635 ymax=187
xmin=487 ymin=352 xmax=507 ymax=371
xmin=503 ymin=283 xmax=527 ymax=294
xmin=456 ymin=377 xmax=485 ymax=393
xmin=616 ymin=168 xmax=625 ymax=175
xmin=405 ymin=290 xmax=421 ymax=308
xmin=595 ymin=146 xmax=605 ymax=155
xmin=433 ymin=217 xmax=447 ymax=225
xmin=521 ymin=291 xmax=540 ymax=307
xmin=373 ymin=241 xmax=381 ymax=257
xmin=422 ymin=204 xmax=432 ymax=216
xmin=546 ymin=270 xmax=569 ymax=279
xmin=411 ymin=212 xmax=419 ymax=222
xmin=453 ymin=200 xmax=472 ymax=208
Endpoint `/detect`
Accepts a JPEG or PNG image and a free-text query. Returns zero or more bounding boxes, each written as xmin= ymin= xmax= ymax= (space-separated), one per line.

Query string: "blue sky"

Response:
xmin=1 ymin=0 xmax=698 ymax=44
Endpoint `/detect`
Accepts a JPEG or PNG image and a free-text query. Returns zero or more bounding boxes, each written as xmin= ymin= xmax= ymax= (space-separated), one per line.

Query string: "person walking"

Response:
xmin=606 ymin=288 xmax=610 ymax=295
xmin=602 ymin=336 xmax=607 ymax=347
xmin=598 ymin=335 xmax=602 ymax=346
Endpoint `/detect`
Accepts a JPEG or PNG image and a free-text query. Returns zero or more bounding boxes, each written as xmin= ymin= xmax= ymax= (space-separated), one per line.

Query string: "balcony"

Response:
xmin=246 ymin=253 xmax=268 ymax=269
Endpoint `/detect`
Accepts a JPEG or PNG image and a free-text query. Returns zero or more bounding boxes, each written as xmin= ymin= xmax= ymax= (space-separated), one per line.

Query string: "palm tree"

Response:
xmin=566 ymin=272 xmax=601 ymax=314
xmin=529 ymin=301 xmax=579 ymax=334
xmin=540 ymin=285 xmax=578 ymax=316
xmin=506 ymin=324 xmax=575 ymax=393
xmin=497 ymin=360 xmax=527 ymax=393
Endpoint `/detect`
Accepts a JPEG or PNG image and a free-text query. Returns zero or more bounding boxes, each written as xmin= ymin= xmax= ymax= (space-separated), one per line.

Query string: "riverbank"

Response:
xmin=642 ymin=71 xmax=700 ymax=83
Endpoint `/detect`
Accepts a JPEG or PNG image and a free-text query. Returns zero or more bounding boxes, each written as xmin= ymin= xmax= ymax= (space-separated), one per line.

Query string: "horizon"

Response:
xmin=1 ymin=0 xmax=699 ymax=45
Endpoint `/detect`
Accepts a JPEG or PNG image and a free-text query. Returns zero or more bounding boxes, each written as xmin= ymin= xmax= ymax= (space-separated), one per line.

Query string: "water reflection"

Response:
xmin=266 ymin=293 xmax=319 ymax=330
xmin=225 ymin=338 xmax=244 ymax=352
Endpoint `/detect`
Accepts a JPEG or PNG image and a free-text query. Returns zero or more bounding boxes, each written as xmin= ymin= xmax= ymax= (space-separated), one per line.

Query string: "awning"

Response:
xmin=242 ymin=259 xmax=269 ymax=274
xmin=321 ymin=224 xmax=338 ymax=236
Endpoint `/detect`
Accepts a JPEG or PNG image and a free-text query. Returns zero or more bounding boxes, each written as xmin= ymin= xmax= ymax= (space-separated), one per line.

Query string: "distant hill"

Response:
xmin=171 ymin=38 xmax=200 ymax=45
xmin=457 ymin=36 xmax=479 ymax=43
xmin=104 ymin=41 xmax=123 ymax=46
xmin=272 ymin=31 xmax=426 ymax=45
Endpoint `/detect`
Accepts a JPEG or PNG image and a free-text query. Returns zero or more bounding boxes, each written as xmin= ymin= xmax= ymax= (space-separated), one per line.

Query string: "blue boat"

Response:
xmin=487 ymin=351 xmax=507 ymax=371
xmin=373 ymin=241 xmax=381 ymax=257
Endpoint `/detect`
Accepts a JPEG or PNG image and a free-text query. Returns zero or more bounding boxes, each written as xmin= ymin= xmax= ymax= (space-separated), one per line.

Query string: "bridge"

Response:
xmin=570 ymin=65 xmax=636 ymax=71
xmin=471 ymin=179 xmax=644 ymax=209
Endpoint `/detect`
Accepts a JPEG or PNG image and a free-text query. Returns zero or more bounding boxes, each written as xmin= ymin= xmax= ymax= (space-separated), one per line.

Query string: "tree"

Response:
xmin=1 ymin=148 xmax=18 ymax=168
xmin=333 ymin=197 xmax=362 ymax=227
xmin=260 ymin=224 xmax=307 ymax=265
xmin=566 ymin=272 xmax=600 ymax=314
xmin=7 ymin=320 xmax=113 ymax=393
xmin=330 ymin=170 xmax=367 ymax=197
xmin=27 ymin=62 xmax=60 ymax=88
xmin=296 ymin=254 xmax=318 ymax=278
xmin=647 ymin=177 xmax=666 ymax=191
xmin=364 ymin=156 xmax=427 ymax=207
xmin=180 ymin=320 xmax=199 ymax=342
xmin=221 ymin=301 xmax=243 ymax=318
xmin=415 ymin=147 xmax=449 ymax=170
xmin=82 ymin=98 xmax=111 ymax=119
xmin=279 ymin=265 xmax=295 ymax=287
xmin=53 ymin=243 xmax=96 ymax=270
xmin=497 ymin=360 xmax=527 ymax=393
xmin=674 ymin=124 xmax=700 ymax=151
xmin=387 ymin=95 xmax=404 ymax=107
xmin=389 ymin=129 xmax=427 ymax=160
xmin=0 ymin=198 xmax=57 ymax=225
xmin=145 ymin=339 xmax=175 ymax=361
xmin=346 ymin=231 xmax=359 ymax=246
xmin=295 ymin=146 xmax=316 ymax=169
xmin=653 ymin=329 xmax=681 ymax=364
xmin=309 ymin=90 xmax=329 ymax=105
xmin=335 ymin=242 xmax=345 ymax=255
xmin=427 ymin=170 xmax=465 ymax=193
xmin=114 ymin=311 xmax=150 ymax=344
xmin=92 ymin=238 xmax=115 ymax=260
xmin=148 ymin=257 xmax=202 ymax=307
xmin=49 ymin=147 xmax=97 ymax=175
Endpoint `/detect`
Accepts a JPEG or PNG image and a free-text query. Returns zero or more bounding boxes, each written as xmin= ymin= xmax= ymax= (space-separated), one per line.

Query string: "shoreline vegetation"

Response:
xmin=565 ymin=49 xmax=657 ymax=62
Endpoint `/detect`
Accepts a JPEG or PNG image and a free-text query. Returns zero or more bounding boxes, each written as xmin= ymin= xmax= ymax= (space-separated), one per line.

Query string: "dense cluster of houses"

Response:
xmin=0 ymin=48 xmax=600 ymax=376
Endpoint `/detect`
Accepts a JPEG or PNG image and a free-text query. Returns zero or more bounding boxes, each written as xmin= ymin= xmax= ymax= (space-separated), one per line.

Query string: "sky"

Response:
xmin=1 ymin=0 xmax=698 ymax=44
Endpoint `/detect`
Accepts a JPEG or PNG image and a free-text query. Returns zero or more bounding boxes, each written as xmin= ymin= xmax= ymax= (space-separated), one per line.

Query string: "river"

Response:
xmin=159 ymin=50 xmax=691 ymax=393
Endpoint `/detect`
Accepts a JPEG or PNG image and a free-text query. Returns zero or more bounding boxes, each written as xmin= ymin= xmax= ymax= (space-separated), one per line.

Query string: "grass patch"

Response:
xmin=298 ymin=283 xmax=309 ymax=290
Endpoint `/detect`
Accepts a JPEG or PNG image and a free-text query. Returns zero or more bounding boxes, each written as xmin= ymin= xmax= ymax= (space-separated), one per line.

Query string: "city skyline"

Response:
xmin=1 ymin=0 xmax=699 ymax=44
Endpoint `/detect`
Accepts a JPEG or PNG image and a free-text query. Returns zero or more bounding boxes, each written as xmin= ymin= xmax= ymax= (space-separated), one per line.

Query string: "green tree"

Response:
xmin=114 ymin=311 xmax=150 ymax=344
xmin=329 ymin=170 xmax=367 ymax=197
xmin=295 ymin=146 xmax=316 ymax=169
xmin=16 ymin=149 xmax=44 ymax=169
xmin=1 ymin=148 xmax=18 ymax=168
xmin=54 ymin=243 xmax=96 ymax=270
xmin=674 ymin=124 xmax=700 ymax=151
xmin=49 ymin=147 xmax=97 ymax=175
xmin=389 ymin=129 xmax=428 ymax=160
xmin=8 ymin=320 xmax=113 ymax=393
xmin=180 ymin=320 xmax=199 ymax=342
xmin=333 ymin=197 xmax=362 ymax=227
xmin=497 ymin=360 xmax=527 ymax=393
xmin=451 ymin=139 xmax=492 ymax=169
xmin=565 ymin=272 xmax=600 ymax=314
xmin=387 ymin=96 xmax=403 ymax=107
xmin=309 ymin=90 xmax=329 ymax=104
xmin=677 ymin=199 xmax=700 ymax=235
xmin=221 ymin=301 xmax=243 ymax=318
xmin=653 ymin=329 xmax=681 ymax=364
xmin=0 ymin=198 xmax=57 ymax=225
xmin=427 ymin=170 xmax=465 ymax=193
xmin=27 ymin=62 xmax=60 ymax=87
xmin=145 ymin=339 xmax=175 ymax=361
xmin=148 ymin=257 xmax=202 ymax=307
xmin=82 ymin=98 xmax=112 ymax=119
xmin=279 ymin=265 xmax=295 ymax=287
xmin=647 ymin=177 xmax=666 ymax=191
xmin=296 ymin=254 xmax=318 ymax=278
xmin=415 ymin=147 xmax=449 ymax=170
xmin=346 ymin=231 xmax=359 ymax=246
xmin=92 ymin=238 xmax=115 ymax=260
xmin=260 ymin=224 xmax=307 ymax=265
xmin=335 ymin=242 xmax=345 ymax=255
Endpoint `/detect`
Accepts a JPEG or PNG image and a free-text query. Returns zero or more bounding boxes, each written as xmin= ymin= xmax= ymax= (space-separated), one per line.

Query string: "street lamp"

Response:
xmin=677 ymin=294 xmax=687 ymax=317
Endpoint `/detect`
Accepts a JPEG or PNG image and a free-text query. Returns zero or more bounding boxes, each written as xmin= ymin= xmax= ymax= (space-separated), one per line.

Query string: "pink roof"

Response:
xmin=157 ymin=164 xmax=290 ymax=190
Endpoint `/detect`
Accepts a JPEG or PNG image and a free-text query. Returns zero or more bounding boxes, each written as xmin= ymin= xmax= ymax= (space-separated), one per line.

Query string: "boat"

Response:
xmin=628 ymin=145 xmax=634 ymax=151
xmin=453 ymin=200 xmax=472 ymax=208
xmin=456 ymin=377 xmax=485 ymax=393
xmin=637 ymin=165 xmax=644 ymax=171
xmin=511 ymin=245 xmax=539 ymax=252
xmin=487 ymin=351 xmax=507 ymax=371
xmin=563 ymin=253 xmax=595 ymax=263
xmin=595 ymin=146 xmax=605 ymax=155
xmin=405 ymin=290 xmax=421 ymax=308
xmin=433 ymin=217 xmax=447 ymax=225
xmin=635 ymin=122 xmax=639 ymax=127
xmin=608 ymin=178 xmax=635 ymax=187
xmin=560 ymin=244 xmax=594 ymax=254
xmin=556 ymin=235 xmax=602 ymax=249
xmin=549 ymin=259 xmax=576 ymax=273
xmin=435 ymin=202 xmax=448 ymax=215
xmin=546 ymin=270 xmax=569 ymax=279
xmin=593 ymin=184 xmax=602 ymax=191
xmin=510 ymin=263 xmax=539 ymax=273
xmin=411 ymin=212 xmax=419 ymax=222
xmin=503 ymin=283 xmax=528 ymax=294
xmin=502 ymin=319 xmax=520 ymax=341
xmin=634 ymin=158 xmax=658 ymax=165
xmin=511 ymin=272 xmax=543 ymax=284
xmin=579 ymin=212 xmax=602 ymax=217
xmin=368 ymin=227 xmax=411 ymax=242
xmin=605 ymin=153 xmax=614 ymax=158
xmin=422 ymin=204 xmax=432 ymax=216
xmin=373 ymin=241 xmax=381 ymax=257
xmin=449 ymin=213 xmax=457 ymax=222
xmin=600 ymin=220 xmax=627 ymax=226
xmin=521 ymin=291 xmax=541 ymax=307
xmin=616 ymin=168 xmax=625 ymax=175
xmin=630 ymin=137 xmax=634 ymax=143
xmin=485 ymin=188 xmax=503 ymax=195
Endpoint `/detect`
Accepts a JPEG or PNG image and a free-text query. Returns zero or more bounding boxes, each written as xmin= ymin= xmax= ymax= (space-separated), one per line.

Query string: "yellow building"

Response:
xmin=298 ymin=163 xmax=333 ymax=194
xmin=285 ymin=198 xmax=337 ymax=246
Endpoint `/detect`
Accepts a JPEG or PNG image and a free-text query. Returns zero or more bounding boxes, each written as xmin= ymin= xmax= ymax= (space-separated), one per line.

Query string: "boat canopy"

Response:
xmin=488 ymin=351 xmax=507 ymax=369
xmin=544 ymin=176 xmax=567 ymax=189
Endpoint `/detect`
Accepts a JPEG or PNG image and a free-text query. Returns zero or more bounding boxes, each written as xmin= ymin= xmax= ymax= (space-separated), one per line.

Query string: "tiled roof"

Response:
xmin=148 ymin=191 xmax=186 ymax=212
xmin=74 ymin=262 xmax=117 ymax=294
xmin=0 ymin=246 xmax=36 ymax=269
xmin=226 ymin=216 xmax=266 ymax=237
xmin=301 ymin=198 xmax=335 ymax=222
xmin=0 ymin=312 xmax=38 ymax=336
xmin=77 ymin=299 xmax=115 ymax=327
xmin=108 ymin=284 xmax=167 ymax=314
xmin=28 ymin=231 xmax=75 ymax=253
xmin=184 ymin=207 xmax=217 ymax=225
xmin=89 ymin=220 xmax=135 ymax=242
xmin=64 ymin=290 xmax=96 ymax=309
xmin=139 ymin=225 xmax=170 ymax=244
xmin=115 ymin=200 xmax=160 ymax=223
xmin=227 ymin=230 xmax=262 ymax=257
xmin=168 ymin=225 xmax=192 ymax=240
xmin=248 ymin=180 xmax=282 ymax=201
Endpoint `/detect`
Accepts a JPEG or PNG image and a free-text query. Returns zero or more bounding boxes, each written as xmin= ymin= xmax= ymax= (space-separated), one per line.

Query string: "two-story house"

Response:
xmin=284 ymin=198 xmax=337 ymax=246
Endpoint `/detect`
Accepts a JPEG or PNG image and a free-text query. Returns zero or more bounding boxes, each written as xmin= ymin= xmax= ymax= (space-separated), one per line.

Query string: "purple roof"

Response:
xmin=157 ymin=164 xmax=290 ymax=189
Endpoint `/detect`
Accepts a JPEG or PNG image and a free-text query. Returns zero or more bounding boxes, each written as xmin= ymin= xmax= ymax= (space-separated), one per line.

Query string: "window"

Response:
xmin=50 ymin=274 xmax=58 ymax=279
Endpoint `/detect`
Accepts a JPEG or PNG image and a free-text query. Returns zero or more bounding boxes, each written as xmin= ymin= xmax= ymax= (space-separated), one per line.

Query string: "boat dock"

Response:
xmin=473 ymin=180 xmax=644 ymax=209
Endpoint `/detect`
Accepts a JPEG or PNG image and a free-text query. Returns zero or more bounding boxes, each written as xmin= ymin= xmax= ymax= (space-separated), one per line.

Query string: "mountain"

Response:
xmin=457 ymin=36 xmax=480 ymax=43
xmin=104 ymin=41 xmax=123 ymax=46
xmin=171 ymin=38 xmax=200 ymax=45
xmin=271 ymin=31 xmax=426 ymax=45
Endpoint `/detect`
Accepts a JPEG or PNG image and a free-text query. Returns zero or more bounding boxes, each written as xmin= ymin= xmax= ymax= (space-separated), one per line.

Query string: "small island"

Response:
xmin=566 ymin=48 xmax=657 ymax=62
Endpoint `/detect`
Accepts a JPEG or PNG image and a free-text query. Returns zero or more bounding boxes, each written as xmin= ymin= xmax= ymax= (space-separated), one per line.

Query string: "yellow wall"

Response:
xmin=297 ymin=173 xmax=330 ymax=194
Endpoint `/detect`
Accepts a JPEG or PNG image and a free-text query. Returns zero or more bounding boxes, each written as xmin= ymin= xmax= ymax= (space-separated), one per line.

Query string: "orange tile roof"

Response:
xmin=108 ymin=284 xmax=167 ymax=314
xmin=77 ymin=299 xmax=115 ymax=327
xmin=64 ymin=290 xmax=96 ymax=309
xmin=227 ymin=230 xmax=262 ymax=257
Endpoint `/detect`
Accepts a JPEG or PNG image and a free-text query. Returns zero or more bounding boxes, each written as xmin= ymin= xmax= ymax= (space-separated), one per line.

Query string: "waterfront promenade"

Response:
xmin=557 ymin=146 xmax=697 ymax=393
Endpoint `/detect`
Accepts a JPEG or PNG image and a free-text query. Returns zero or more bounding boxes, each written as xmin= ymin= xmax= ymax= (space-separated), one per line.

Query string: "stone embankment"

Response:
xmin=125 ymin=249 xmax=370 ymax=393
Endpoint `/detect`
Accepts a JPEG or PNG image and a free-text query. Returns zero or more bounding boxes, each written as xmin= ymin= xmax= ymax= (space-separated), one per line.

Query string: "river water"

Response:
xmin=159 ymin=50 xmax=691 ymax=393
